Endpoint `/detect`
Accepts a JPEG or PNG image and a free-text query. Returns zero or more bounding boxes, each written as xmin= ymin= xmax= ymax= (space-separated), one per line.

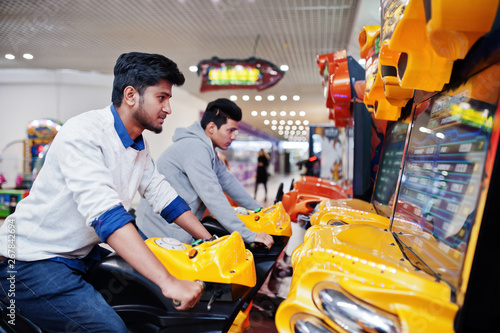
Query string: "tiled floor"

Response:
xmin=246 ymin=267 xmax=292 ymax=333
xmin=247 ymin=171 xmax=298 ymax=208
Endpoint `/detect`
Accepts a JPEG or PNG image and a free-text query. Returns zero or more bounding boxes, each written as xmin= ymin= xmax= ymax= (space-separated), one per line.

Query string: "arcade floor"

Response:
xmin=242 ymin=171 xmax=298 ymax=333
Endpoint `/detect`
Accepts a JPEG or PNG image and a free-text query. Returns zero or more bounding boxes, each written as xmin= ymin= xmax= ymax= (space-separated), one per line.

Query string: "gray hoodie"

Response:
xmin=136 ymin=122 xmax=260 ymax=243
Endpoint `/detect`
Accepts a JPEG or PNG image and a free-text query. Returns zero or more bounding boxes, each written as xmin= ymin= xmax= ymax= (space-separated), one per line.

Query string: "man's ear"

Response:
xmin=206 ymin=122 xmax=217 ymax=134
xmin=123 ymin=86 xmax=137 ymax=107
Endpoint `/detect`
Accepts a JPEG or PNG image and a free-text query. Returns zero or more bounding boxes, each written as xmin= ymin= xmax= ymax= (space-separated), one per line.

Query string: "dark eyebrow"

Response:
xmin=159 ymin=91 xmax=172 ymax=98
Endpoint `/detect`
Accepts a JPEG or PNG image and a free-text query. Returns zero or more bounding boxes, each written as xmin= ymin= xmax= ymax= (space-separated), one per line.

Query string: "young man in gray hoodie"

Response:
xmin=136 ymin=98 xmax=274 ymax=249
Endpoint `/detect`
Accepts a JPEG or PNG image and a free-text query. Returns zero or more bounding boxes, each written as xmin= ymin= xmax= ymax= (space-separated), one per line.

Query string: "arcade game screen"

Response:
xmin=371 ymin=120 xmax=409 ymax=217
xmin=392 ymin=62 xmax=500 ymax=291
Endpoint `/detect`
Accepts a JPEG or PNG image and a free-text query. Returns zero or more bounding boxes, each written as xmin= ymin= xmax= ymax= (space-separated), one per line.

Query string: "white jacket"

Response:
xmin=0 ymin=106 xmax=181 ymax=261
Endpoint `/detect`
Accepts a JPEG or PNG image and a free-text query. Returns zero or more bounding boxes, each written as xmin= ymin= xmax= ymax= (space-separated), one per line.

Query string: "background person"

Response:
xmin=254 ymin=148 xmax=270 ymax=202
xmin=136 ymin=98 xmax=274 ymax=249
xmin=0 ymin=52 xmax=211 ymax=332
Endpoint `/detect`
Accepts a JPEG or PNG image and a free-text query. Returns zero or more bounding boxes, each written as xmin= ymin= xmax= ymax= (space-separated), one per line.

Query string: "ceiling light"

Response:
xmin=189 ymin=65 xmax=198 ymax=72
xmin=271 ymin=120 xmax=277 ymax=125
xmin=303 ymin=120 xmax=309 ymax=125
xmin=230 ymin=95 xmax=238 ymax=101
xmin=293 ymin=95 xmax=300 ymax=101
xmin=295 ymin=120 xmax=301 ymax=125
xmin=280 ymin=111 xmax=287 ymax=116
xmin=23 ymin=53 xmax=33 ymax=60
xmin=279 ymin=120 xmax=285 ymax=125
xmin=261 ymin=111 xmax=267 ymax=116
xmin=270 ymin=111 xmax=277 ymax=116
xmin=242 ymin=95 xmax=250 ymax=101
xmin=280 ymin=64 xmax=289 ymax=71
xmin=255 ymin=95 xmax=262 ymax=101
xmin=267 ymin=95 xmax=275 ymax=101
xmin=299 ymin=111 xmax=306 ymax=116
xmin=292 ymin=126 xmax=297 ymax=130
xmin=289 ymin=111 xmax=296 ymax=116
xmin=280 ymin=95 xmax=287 ymax=101
xmin=271 ymin=125 xmax=277 ymax=130
xmin=287 ymin=120 xmax=293 ymax=125
xmin=264 ymin=119 xmax=270 ymax=125
xmin=251 ymin=111 xmax=258 ymax=116
xmin=5 ymin=54 xmax=15 ymax=60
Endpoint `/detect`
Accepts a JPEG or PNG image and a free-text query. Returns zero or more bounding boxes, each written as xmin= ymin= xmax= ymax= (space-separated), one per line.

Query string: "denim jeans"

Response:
xmin=0 ymin=258 xmax=127 ymax=333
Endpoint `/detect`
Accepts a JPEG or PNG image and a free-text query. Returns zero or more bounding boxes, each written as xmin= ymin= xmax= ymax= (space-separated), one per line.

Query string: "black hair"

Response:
xmin=200 ymin=98 xmax=242 ymax=129
xmin=111 ymin=52 xmax=185 ymax=107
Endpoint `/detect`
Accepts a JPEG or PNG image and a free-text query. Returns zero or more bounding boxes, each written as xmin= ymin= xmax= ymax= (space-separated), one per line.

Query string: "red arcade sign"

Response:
xmin=197 ymin=57 xmax=285 ymax=92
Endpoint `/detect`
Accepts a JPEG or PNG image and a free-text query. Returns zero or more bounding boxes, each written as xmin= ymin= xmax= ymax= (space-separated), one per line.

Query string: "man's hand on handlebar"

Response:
xmin=165 ymin=279 xmax=204 ymax=310
xmin=254 ymin=232 xmax=274 ymax=249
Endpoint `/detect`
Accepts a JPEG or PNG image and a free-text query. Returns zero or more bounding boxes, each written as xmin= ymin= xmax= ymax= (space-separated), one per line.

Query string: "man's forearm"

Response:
xmin=106 ymin=222 xmax=203 ymax=310
xmin=107 ymin=222 xmax=176 ymax=289
xmin=174 ymin=211 xmax=212 ymax=240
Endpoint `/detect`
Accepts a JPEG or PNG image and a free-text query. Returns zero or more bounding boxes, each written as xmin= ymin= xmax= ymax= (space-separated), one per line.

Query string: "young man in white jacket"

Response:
xmin=136 ymin=98 xmax=274 ymax=249
xmin=0 ymin=52 xmax=212 ymax=332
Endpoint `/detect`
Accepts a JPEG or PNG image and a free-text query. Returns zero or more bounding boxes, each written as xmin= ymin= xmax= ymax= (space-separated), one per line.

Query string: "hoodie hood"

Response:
xmin=172 ymin=122 xmax=213 ymax=148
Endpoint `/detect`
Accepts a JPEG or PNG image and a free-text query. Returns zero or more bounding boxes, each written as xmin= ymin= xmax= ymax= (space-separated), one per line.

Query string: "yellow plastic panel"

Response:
xmin=359 ymin=25 xmax=380 ymax=60
xmin=426 ymin=0 xmax=499 ymax=60
xmin=309 ymin=205 xmax=391 ymax=230
xmin=381 ymin=0 xmax=454 ymax=92
xmin=236 ymin=202 xmax=292 ymax=237
xmin=276 ymin=224 xmax=458 ymax=333
xmin=378 ymin=39 xmax=415 ymax=106
xmin=146 ymin=232 xmax=256 ymax=287
xmin=359 ymin=25 xmax=402 ymax=120
xmin=228 ymin=302 xmax=252 ymax=333
xmin=316 ymin=198 xmax=378 ymax=214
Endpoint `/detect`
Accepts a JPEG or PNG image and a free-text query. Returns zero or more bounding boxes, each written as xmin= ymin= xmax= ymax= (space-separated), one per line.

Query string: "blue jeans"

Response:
xmin=0 ymin=258 xmax=127 ymax=333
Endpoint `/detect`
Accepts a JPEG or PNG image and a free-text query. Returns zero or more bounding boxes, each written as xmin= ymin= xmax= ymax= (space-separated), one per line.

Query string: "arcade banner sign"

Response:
xmin=197 ymin=56 xmax=284 ymax=92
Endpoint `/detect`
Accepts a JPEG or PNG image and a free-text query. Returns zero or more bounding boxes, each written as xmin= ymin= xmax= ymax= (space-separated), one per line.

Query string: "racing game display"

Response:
xmin=372 ymin=120 xmax=408 ymax=215
xmin=393 ymin=63 xmax=500 ymax=290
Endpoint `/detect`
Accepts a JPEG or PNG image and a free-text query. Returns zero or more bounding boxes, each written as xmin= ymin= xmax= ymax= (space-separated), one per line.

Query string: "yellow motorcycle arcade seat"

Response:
xmin=202 ymin=202 xmax=292 ymax=256
xmin=86 ymin=232 xmax=256 ymax=332
xmin=234 ymin=203 xmax=292 ymax=238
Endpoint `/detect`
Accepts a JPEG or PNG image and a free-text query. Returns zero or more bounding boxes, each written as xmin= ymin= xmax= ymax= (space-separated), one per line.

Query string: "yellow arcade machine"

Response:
xmin=380 ymin=0 xmax=499 ymax=92
xmin=359 ymin=25 xmax=403 ymax=121
xmin=311 ymin=0 xmax=500 ymax=230
xmin=200 ymin=202 xmax=291 ymax=332
xmin=275 ymin=4 xmax=500 ymax=333
xmin=308 ymin=118 xmax=410 ymax=230
xmin=84 ymin=232 xmax=258 ymax=333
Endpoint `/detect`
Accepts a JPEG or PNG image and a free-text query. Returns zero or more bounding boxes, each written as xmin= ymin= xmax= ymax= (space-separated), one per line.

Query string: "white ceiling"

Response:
xmin=0 ymin=0 xmax=381 ymax=140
